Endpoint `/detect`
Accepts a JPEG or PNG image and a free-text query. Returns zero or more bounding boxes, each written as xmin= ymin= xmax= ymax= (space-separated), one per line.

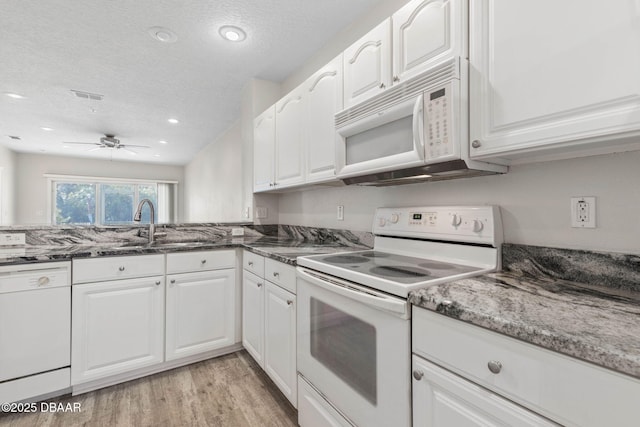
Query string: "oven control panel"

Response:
xmin=373 ymin=206 xmax=503 ymax=246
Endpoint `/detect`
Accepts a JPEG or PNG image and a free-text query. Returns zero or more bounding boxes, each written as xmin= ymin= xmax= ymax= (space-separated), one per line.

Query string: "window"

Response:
xmin=48 ymin=176 xmax=177 ymax=225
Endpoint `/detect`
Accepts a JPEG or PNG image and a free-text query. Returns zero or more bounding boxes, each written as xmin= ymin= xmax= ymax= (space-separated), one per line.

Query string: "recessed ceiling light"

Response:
xmin=168 ymin=118 xmax=179 ymax=124
xmin=5 ymin=92 xmax=26 ymax=99
xmin=219 ymin=26 xmax=246 ymax=42
xmin=41 ymin=127 xmax=54 ymax=131
xmin=154 ymin=154 xmax=161 ymax=157
xmin=159 ymin=140 xmax=168 ymax=144
xmin=63 ymin=145 xmax=70 ymax=149
xmin=147 ymin=26 xmax=178 ymax=43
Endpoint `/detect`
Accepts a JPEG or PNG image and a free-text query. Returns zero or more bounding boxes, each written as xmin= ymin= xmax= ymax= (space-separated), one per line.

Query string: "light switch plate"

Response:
xmin=255 ymin=207 xmax=267 ymax=219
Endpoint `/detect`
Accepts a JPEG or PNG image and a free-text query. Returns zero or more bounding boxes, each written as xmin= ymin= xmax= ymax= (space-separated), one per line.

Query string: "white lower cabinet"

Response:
xmin=412 ymin=355 xmax=556 ymax=427
xmin=264 ymin=282 xmax=296 ymax=407
xmin=412 ymin=307 xmax=640 ymax=427
xmin=242 ymin=250 xmax=297 ymax=407
xmin=71 ymin=275 xmax=165 ymax=385
xmin=242 ymin=270 xmax=265 ymax=367
xmin=165 ymin=269 xmax=235 ymax=361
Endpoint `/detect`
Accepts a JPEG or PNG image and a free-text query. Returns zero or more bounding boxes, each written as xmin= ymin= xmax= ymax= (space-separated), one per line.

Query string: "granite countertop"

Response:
xmin=0 ymin=235 xmax=368 ymax=266
xmin=408 ymin=244 xmax=640 ymax=380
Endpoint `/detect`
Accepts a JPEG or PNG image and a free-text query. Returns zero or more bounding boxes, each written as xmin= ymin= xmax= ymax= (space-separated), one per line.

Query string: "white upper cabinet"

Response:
xmin=275 ymin=87 xmax=306 ymax=187
xmin=304 ymin=54 xmax=343 ymax=183
xmin=392 ymin=0 xmax=466 ymax=83
xmin=253 ymin=106 xmax=276 ymax=192
xmin=469 ymin=0 xmax=640 ymax=162
xmin=343 ymin=19 xmax=392 ymax=108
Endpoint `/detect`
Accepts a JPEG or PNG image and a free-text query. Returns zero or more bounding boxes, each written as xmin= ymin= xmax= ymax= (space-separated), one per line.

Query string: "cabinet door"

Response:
xmin=165 ymin=269 xmax=235 ymax=361
xmin=264 ymin=282 xmax=297 ymax=408
xmin=305 ymin=54 xmax=343 ymax=183
xmin=71 ymin=276 xmax=164 ymax=385
xmin=469 ymin=0 xmax=640 ymax=161
xmin=412 ymin=355 xmax=557 ymax=427
xmin=242 ymin=270 xmax=264 ymax=367
xmin=343 ymin=18 xmax=392 ymax=108
xmin=392 ymin=0 xmax=465 ymax=83
xmin=253 ymin=106 xmax=276 ymax=192
xmin=275 ymin=87 xmax=306 ymax=188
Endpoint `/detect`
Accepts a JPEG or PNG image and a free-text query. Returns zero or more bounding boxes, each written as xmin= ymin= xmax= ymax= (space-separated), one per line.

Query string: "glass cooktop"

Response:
xmin=306 ymin=250 xmax=479 ymax=284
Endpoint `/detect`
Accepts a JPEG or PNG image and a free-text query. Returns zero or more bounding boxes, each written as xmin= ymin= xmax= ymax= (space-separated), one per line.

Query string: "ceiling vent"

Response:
xmin=70 ymin=90 xmax=104 ymax=101
xmin=8 ymin=135 xmax=21 ymax=140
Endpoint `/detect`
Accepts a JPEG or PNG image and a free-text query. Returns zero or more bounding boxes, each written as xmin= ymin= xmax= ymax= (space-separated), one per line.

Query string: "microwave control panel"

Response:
xmin=425 ymin=82 xmax=455 ymax=161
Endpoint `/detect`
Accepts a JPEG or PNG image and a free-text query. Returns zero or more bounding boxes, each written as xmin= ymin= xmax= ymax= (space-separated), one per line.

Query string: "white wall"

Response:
xmin=184 ymin=120 xmax=244 ymax=222
xmin=0 ymin=145 xmax=17 ymax=225
xmin=279 ymin=151 xmax=640 ymax=254
xmin=15 ymin=153 xmax=184 ymax=224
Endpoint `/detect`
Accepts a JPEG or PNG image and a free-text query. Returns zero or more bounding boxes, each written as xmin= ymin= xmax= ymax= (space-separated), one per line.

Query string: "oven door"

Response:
xmin=296 ymin=267 xmax=411 ymax=427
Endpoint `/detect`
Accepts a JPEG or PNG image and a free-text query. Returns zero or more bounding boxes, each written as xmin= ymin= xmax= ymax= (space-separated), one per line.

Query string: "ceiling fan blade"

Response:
xmin=122 ymin=144 xmax=150 ymax=149
xmin=121 ymin=147 xmax=138 ymax=155
xmin=64 ymin=141 xmax=101 ymax=145
xmin=86 ymin=146 xmax=104 ymax=152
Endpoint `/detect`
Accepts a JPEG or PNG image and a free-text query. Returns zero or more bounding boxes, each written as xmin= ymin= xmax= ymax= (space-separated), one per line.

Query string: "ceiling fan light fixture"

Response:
xmin=219 ymin=26 xmax=246 ymax=42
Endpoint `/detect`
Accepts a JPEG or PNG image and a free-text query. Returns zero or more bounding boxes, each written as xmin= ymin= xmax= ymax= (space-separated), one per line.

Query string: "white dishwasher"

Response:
xmin=0 ymin=261 xmax=71 ymax=403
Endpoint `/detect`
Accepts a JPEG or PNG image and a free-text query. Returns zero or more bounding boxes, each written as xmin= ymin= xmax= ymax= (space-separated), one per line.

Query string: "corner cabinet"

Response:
xmin=343 ymin=19 xmax=391 ymax=108
xmin=165 ymin=250 xmax=236 ymax=361
xmin=242 ymin=250 xmax=297 ymax=408
xmin=469 ymin=0 xmax=640 ymax=162
xmin=253 ymin=106 xmax=276 ymax=191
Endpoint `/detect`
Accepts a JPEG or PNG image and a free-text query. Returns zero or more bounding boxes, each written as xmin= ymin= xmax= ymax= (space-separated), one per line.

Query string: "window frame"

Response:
xmin=45 ymin=174 xmax=178 ymax=226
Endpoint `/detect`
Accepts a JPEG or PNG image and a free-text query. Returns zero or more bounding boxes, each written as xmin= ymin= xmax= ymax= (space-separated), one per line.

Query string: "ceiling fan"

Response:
xmin=64 ymin=134 xmax=150 ymax=155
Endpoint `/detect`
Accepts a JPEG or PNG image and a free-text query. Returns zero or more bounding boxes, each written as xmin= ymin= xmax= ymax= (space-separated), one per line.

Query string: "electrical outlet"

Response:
xmin=571 ymin=196 xmax=596 ymax=228
xmin=255 ymin=207 xmax=267 ymax=219
xmin=244 ymin=207 xmax=251 ymax=219
xmin=0 ymin=233 xmax=26 ymax=246
xmin=337 ymin=205 xmax=344 ymax=221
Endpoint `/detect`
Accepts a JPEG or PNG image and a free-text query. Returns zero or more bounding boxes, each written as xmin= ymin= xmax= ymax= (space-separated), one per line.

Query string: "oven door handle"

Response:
xmin=297 ymin=267 xmax=409 ymax=318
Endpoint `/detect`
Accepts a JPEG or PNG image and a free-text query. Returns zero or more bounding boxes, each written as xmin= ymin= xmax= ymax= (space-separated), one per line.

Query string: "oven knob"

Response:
xmin=378 ymin=217 xmax=386 ymax=227
xmin=451 ymin=214 xmax=462 ymax=227
xmin=390 ymin=213 xmax=399 ymax=224
xmin=472 ymin=220 xmax=484 ymax=232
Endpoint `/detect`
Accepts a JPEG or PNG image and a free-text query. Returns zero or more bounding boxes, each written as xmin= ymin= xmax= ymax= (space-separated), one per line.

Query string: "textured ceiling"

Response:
xmin=0 ymin=0 xmax=383 ymax=165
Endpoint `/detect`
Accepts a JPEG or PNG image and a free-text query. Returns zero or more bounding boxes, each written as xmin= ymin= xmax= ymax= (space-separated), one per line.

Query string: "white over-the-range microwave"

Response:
xmin=335 ymin=57 xmax=507 ymax=186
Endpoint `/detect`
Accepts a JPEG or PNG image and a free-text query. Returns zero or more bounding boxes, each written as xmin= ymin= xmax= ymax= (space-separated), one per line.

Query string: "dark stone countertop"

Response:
xmin=409 ymin=244 xmax=640 ymax=380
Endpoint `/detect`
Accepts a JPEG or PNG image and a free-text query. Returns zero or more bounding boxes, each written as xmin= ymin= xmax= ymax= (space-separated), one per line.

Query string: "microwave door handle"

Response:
xmin=297 ymin=268 xmax=408 ymax=317
xmin=412 ymin=94 xmax=425 ymax=158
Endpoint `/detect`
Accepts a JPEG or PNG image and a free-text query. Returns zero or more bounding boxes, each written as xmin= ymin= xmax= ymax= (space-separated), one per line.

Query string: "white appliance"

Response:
xmin=335 ymin=58 xmax=507 ymax=185
xmin=0 ymin=262 xmax=71 ymax=403
xmin=296 ymin=206 xmax=502 ymax=427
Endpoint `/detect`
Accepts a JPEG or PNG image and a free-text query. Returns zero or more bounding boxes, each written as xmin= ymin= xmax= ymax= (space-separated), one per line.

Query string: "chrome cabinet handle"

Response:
xmin=379 ymin=83 xmax=386 ymax=89
xmin=257 ymin=283 xmax=263 ymax=288
xmin=201 ymin=259 xmax=207 ymax=264
xmin=273 ymin=272 xmax=280 ymax=278
xmin=287 ymin=299 xmax=293 ymax=306
xmin=487 ymin=360 xmax=502 ymax=374
xmin=38 ymin=276 xmax=50 ymax=286
xmin=119 ymin=266 xmax=125 ymax=272
xmin=248 ymin=261 xmax=254 ymax=266
xmin=393 ymin=75 xmax=400 ymax=82
xmin=155 ymin=280 xmax=161 ymax=286
xmin=471 ymin=140 xmax=482 ymax=149
xmin=170 ymin=279 xmax=176 ymax=284
xmin=413 ymin=370 xmax=424 ymax=381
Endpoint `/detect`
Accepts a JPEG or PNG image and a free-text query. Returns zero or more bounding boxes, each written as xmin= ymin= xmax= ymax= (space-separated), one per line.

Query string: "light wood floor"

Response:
xmin=0 ymin=351 xmax=297 ymax=427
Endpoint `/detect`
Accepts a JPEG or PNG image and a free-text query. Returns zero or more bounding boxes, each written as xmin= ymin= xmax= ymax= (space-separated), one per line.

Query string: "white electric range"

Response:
xmin=296 ymin=205 xmax=503 ymax=427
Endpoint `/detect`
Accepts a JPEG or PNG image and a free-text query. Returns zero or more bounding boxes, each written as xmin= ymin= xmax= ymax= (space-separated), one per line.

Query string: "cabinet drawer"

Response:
xmin=243 ymin=250 xmax=264 ymax=277
xmin=412 ymin=307 xmax=640 ymax=427
xmin=166 ymin=250 xmax=235 ymax=274
xmin=264 ymin=258 xmax=296 ymax=294
xmin=72 ymin=255 xmax=164 ymax=284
